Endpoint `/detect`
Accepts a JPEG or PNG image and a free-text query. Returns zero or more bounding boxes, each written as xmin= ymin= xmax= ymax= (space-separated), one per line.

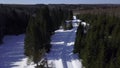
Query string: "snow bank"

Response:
xmin=67 ymin=42 xmax=74 ymax=46
xmin=73 ymin=16 xmax=77 ymax=20
xmin=55 ymin=29 xmax=73 ymax=33
xmin=51 ymin=41 xmax=64 ymax=45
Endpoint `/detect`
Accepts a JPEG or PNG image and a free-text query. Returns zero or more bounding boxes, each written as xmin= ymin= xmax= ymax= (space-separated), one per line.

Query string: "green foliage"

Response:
xmin=61 ymin=9 xmax=73 ymax=30
xmin=74 ymin=13 xmax=120 ymax=68
xmin=24 ymin=6 xmax=73 ymax=65
xmin=24 ymin=6 xmax=52 ymax=65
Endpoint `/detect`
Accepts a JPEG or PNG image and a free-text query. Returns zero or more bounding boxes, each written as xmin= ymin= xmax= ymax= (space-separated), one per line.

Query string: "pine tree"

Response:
xmin=74 ymin=13 xmax=120 ymax=68
xmin=25 ymin=6 xmax=74 ymax=66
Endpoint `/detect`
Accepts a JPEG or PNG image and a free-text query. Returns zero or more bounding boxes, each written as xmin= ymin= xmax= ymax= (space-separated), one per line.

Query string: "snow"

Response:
xmin=0 ymin=34 xmax=35 ymax=68
xmin=72 ymin=23 xmax=79 ymax=27
xmin=72 ymin=19 xmax=81 ymax=23
xmin=81 ymin=22 xmax=90 ymax=27
xmin=73 ymin=16 xmax=77 ymax=20
xmin=55 ymin=29 xmax=73 ymax=33
xmin=51 ymin=41 xmax=65 ymax=45
xmin=72 ymin=16 xmax=81 ymax=24
xmin=0 ymin=34 xmax=23 ymax=68
xmin=0 ymin=27 xmax=82 ymax=68
xmin=67 ymin=42 xmax=74 ymax=46
xmin=81 ymin=22 xmax=87 ymax=27
xmin=46 ymin=24 xmax=82 ymax=68
xmin=0 ymin=16 xmax=82 ymax=68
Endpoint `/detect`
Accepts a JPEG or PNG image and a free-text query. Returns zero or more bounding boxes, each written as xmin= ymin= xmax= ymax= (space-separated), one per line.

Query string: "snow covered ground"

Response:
xmin=0 ymin=23 xmax=82 ymax=68
xmin=0 ymin=34 xmax=26 ymax=68
xmin=0 ymin=34 xmax=35 ymax=68
xmin=46 ymin=23 xmax=82 ymax=68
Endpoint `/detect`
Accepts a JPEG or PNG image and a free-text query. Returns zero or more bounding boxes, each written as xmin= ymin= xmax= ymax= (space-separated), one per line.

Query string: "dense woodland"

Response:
xmin=0 ymin=4 xmax=39 ymax=44
xmin=24 ymin=5 xmax=73 ymax=66
xmin=0 ymin=4 xmax=120 ymax=68
xmin=0 ymin=4 xmax=120 ymax=44
xmin=74 ymin=13 xmax=120 ymax=68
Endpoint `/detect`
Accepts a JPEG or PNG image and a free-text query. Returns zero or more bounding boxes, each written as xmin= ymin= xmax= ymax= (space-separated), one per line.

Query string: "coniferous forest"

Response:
xmin=24 ymin=5 xmax=73 ymax=66
xmin=0 ymin=4 xmax=120 ymax=68
xmin=74 ymin=13 xmax=120 ymax=68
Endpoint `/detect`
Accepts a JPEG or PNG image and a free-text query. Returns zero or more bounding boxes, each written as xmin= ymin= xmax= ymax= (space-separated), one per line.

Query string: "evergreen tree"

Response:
xmin=24 ymin=6 xmax=73 ymax=66
xmin=74 ymin=13 xmax=120 ymax=68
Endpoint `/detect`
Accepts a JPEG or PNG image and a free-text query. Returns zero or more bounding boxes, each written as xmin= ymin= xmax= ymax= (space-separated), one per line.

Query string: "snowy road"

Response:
xmin=0 ymin=24 xmax=82 ymax=68
xmin=47 ymin=25 xmax=82 ymax=68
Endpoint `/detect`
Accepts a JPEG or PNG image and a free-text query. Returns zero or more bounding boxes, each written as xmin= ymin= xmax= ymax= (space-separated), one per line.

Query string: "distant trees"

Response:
xmin=74 ymin=13 xmax=120 ymax=68
xmin=60 ymin=9 xmax=73 ymax=30
xmin=0 ymin=4 xmax=71 ymax=45
xmin=24 ymin=6 xmax=73 ymax=66
xmin=0 ymin=5 xmax=36 ymax=44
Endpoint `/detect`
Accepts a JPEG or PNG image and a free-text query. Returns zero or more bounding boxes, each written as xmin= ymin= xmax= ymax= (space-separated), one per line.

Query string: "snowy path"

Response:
xmin=47 ymin=25 xmax=82 ymax=68
xmin=0 ymin=24 xmax=82 ymax=68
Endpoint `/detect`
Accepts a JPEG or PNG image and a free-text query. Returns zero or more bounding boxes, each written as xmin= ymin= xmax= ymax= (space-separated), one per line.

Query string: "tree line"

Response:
xmin=74 ymin=13 xmax=120 ymax=68
xmin=24 ymin=5 xmax=73 ymax=67
xmin=0 ymin=4 xmax=39 ymax=44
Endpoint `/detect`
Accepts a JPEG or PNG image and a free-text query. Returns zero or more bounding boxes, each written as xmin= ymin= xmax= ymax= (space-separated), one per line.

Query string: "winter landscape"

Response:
xmin=0 ymin=20 xmax=82 ymax=68
xmin=0 ymin=0 xmax=120 ymax=68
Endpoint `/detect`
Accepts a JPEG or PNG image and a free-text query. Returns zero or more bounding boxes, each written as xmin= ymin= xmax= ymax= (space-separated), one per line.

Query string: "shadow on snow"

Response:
xmin=46 ymin=27 xmax=79 ymax=68
xmin=0 ymin=34 xmax=26 ymax=68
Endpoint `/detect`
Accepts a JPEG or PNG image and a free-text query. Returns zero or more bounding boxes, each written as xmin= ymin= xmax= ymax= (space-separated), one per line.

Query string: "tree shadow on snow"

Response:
xmin=0 ymin=34 xmax=26 ymax=68
xmin=46 ymin=27 xmax=80 ymax=68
